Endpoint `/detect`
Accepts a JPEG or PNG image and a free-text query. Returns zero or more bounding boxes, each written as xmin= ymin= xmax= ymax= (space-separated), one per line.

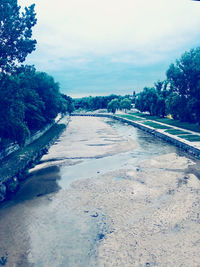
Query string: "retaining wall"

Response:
xmin=0 ymin=116 xmax=70 ymax=203
xmin=0 ymin=123 xmax=54 ymax=161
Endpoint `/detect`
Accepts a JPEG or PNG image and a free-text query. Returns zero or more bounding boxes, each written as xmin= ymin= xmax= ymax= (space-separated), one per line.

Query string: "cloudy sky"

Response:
xmin=20 ymin=0 xmax=200 ymax=97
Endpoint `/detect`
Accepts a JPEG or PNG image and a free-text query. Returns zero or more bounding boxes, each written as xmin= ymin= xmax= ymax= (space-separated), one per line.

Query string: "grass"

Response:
xmin=142 ymin=121 xmax=171 ymax=129
xmin=129 ymin=112 xmax=200 ymax=133
xmin=116 ymin=114 xmax=144 ymax=121
xmin=165 ymin=129 xmax=190 ymax=135
xmin=178 ymin=134 xmax=200 ymax=142
xmin=129 ymin=113 xmax=159 ymax=121
xmin=117 ymin=112 xmax=200 ymax=142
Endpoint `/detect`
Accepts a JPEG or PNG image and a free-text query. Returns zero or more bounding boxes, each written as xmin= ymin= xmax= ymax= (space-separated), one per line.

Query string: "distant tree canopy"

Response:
xmin=119 ymin=98 xmax=132 ymax=112
xmin=74 ymin=95 xmax=120 ymax=111
xmin=73 ymin=94 xmax=133 ymax=112
xmin=0 ymin=0 xmax=37 ymax=74
xmin=107 ymin=98 xmax=120 ymax=113
xmin=135 ymin=47 xmax=200 ymax=124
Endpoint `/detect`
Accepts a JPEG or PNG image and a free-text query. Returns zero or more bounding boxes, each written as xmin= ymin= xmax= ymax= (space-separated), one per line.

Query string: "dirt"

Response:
xmin=0 ymin=117 xmax=199 ymax=266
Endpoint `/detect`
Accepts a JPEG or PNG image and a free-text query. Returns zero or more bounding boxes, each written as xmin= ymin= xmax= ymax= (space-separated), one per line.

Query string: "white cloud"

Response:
xmin=19 ymin=0 xmax=200 ymax=94
xmin=21 ymin=0 xmax=200 ymax=57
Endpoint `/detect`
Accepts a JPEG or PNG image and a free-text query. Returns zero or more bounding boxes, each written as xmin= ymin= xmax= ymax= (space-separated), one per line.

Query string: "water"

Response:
xmin=0 ymin=117 xmax=188 ymax=266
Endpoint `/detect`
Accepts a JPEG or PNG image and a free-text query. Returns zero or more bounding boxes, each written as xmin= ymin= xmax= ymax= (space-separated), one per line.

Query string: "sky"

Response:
xmin=19 ymin=0 xmax=200 ymax=97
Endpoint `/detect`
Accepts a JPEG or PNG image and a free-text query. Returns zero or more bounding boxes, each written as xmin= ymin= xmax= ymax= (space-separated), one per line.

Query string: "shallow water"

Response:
xmin=0 ymin=117 xmax=196 ymax=267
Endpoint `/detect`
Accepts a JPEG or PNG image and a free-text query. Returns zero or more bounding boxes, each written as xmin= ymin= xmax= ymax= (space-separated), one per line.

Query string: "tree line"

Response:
xmin=135 ymin=47 xmax=200 ymax=124
xmin=74 ymin=94 xmax=132 ymax=113
xmin=0 ymin=0 xmax=72 ymax=146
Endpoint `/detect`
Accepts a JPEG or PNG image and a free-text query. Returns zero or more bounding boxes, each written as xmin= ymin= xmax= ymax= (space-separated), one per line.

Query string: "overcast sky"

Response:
xmin=20 ymin=0 xmax=200 ymax=97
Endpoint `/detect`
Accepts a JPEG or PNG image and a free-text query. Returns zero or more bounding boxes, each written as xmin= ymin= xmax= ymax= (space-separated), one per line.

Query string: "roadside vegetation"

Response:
xmin=135 ymin=47 xmax=200 ymax=126
xmin=0 ymin=0 xmax=73 ymax=147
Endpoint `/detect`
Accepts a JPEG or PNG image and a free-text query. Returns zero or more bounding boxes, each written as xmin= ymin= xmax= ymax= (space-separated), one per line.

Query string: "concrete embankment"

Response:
xmin=71 ymin=113 xmax=200 ymax=157
xmin=0 ymin=116 xmax=69 ymax=202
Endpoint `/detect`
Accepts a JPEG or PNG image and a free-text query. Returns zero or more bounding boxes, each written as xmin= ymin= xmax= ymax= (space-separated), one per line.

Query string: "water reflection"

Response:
xmin=13 ymin=165 xmax=61 ymax=203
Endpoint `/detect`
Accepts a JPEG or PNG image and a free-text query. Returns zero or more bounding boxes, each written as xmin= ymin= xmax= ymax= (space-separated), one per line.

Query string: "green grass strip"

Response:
xmin=142 ymin=121 xmax=171 ymax=129
xmin=129 ymin=113 xmax=200 ymax=133
xmin=178 ymin=134 xmax=200 ymax=142
xmin=165 ymin=129 xmax=190 ymax=135
xmin=116 ymin=114 xmax=143 ymax=121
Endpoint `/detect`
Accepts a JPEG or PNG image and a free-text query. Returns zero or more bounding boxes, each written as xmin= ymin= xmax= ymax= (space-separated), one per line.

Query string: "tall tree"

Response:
xmin=166 ymin=47 xmax=200 ymax=122
xmin=120 ymin=98 xmax=132 ymax=113
xmin=0 ymin=0 xmax=37 ymax=74
xmin=107 ymin=98 xmax=119 ymax=114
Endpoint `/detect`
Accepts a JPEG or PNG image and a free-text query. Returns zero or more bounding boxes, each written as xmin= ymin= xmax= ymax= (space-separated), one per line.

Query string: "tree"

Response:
xmin=120 ymin=98 xmax=132 ymax=112
xmin=166 ymin=47 xmax=200 ymax=123
xmin=165 ymin=93 xmax=183 ymax=120
xmin=135 ymin=87 xmax=159 ymax=115
xmin=32 ymin=72 xmax=65 ymax=121
xmin=0 ymin=74 xmax=30 ymax=145
xmin=0 ymin=0 xmax=37 ymax=74
xmin=0 ymin=66 xmax=69 ymax=145
xmin=135 ymin=86 xmax=168 ymax=117
xmin=61 ymin=94 xmax=75 ymax=114
xmin=107 ymin=98 xmax=119 ymax=113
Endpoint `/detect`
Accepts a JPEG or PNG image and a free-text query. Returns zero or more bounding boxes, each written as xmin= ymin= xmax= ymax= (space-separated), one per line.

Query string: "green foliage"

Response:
xmin=107 ymin=98 xmax=120 ymax=113
xmin=135 ymin=87 xmax=161 ymax=116
xmin=61 ymin=94 xmax=75 ymax=114
xmin=135 ymin=47 xmax=200 ymax=125
xmin=0 ymin=0 xmax=37 ymax=74
xmin=0 ymin=1 xmax=70 ymax=146
xmin=74 ymin=94 xmax=123 ymax=111
xmin=0 ymin=74 xmax=30 ymax=145
xmin=119 ymin=98 xmax=132 ymax=112
xmin=0 ymin=67 xmax=69 ymax=145
xmin=135 ymin=84 xmax=168 ymax=118
xmin=30 ymin=71 xmax=66 ymax=121
xmin=166 ymin=47 xmax=200 ymax=123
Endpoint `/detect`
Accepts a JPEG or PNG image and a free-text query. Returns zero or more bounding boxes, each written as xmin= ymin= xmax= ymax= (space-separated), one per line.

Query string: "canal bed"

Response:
xmin=0 ymin=117 xmax=199 ymax=266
